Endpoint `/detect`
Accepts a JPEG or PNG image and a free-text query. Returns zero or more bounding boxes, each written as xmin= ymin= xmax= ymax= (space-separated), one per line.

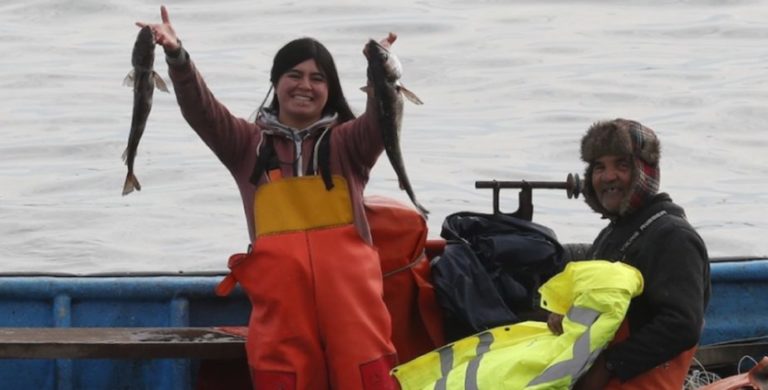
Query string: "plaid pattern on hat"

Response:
xmin=581 ymin=118 xmax=661 ymax=218
xmin=624 ymin=158 xmax=660 ymax=216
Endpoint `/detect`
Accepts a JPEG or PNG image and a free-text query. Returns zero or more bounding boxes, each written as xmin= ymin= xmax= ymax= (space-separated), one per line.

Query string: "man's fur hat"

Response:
xmin=581 ymin=119 xmax=661 ymax=217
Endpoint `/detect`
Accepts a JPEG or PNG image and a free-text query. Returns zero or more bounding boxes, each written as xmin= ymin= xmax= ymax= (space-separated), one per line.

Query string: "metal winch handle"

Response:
xmin=474 ymin=173 xmax=582 ymax=221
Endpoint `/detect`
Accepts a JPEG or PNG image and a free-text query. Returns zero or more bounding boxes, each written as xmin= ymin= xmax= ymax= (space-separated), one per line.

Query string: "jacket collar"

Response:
xmin=256 ymin=108 xmax=337 ymax=142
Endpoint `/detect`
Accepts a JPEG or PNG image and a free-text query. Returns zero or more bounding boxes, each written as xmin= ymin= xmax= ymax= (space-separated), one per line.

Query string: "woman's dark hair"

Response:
xmin=268 ymin=37 xmax=355 ymax=123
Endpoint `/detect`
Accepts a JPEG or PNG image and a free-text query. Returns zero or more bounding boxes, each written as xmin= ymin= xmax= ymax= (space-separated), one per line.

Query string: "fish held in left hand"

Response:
xmin=365 ymin=37 xmax=428 ymax=216
xmin=121 ymin=25 xmax=169 ymax=196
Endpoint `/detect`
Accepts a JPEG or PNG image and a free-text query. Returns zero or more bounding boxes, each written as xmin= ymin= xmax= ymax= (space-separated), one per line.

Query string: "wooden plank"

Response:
xmin=0 ymin=327 xmax=246 ymax=359
xmin=695 ymin=342 xmax=768 ymax=369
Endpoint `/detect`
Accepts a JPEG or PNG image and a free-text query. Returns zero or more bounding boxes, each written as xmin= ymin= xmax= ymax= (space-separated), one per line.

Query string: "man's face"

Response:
xmin=591 ymin=155 xmax=633 ymax=214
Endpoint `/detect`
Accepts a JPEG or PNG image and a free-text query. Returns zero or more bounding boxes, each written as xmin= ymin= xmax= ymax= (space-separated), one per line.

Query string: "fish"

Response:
xmin=365 ymin=38 xmax=428 ymax=216
xmin=121 ymin=26 xmax=169 ymax=196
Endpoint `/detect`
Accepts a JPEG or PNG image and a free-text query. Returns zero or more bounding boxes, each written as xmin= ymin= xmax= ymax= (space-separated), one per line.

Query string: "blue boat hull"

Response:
xmin=702 ymin=258 xmax=768 ymax=345
xmin=0 ymin=274 xmax=250 ymax=389
xmin=1 ymin=257 xmax=767 ymax=389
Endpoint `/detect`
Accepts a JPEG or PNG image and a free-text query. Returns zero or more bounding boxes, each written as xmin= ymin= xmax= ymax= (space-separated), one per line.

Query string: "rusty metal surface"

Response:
xmin=695 ymin=341 xmax=768 ymax=369
xmin=0 ymin=327 xmax=246 ymax=359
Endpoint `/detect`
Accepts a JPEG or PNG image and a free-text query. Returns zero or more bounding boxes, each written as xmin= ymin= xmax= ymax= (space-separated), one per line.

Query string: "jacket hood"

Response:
xmin=581 ymin=119 xmax=661 ymax=219
xmin=256 ymin=107 xmax=338 ymax=141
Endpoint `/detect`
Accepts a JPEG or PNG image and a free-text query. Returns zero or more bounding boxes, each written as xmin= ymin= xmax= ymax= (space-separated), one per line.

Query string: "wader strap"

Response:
xmin=307 ymin=127 xmax=334 ymax=191
xmin=251 ymin=129 xmax=334 ymax=190
xmin=249 ymin=135 xmax=278 ymax=185
xmin=318 ymin=129 xmax=334 ymax=190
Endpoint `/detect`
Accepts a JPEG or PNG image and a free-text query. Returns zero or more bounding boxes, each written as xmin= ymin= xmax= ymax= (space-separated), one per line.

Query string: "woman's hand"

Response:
xmin=379 ymin=32 xmax=397 ymax=50
xmin=135 ymin=5 xmax=180 ymax=52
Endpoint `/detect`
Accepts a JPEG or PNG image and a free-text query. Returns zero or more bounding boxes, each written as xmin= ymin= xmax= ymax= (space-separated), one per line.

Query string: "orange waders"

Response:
xmin=218 ymin=176 xmax=397 ymax=390
xmin=604 ymin=321 xmax=696 ymax=390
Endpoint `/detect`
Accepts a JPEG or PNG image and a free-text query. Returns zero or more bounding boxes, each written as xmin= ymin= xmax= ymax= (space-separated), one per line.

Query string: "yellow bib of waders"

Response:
xmin=219 ymin=175 xmax=397 ymax=390
xmin=392 ymin=260 xmax=643 ymax=390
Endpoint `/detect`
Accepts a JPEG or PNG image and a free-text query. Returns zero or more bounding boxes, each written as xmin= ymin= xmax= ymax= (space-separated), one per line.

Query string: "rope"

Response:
xmin=683 ymin=356 xmax=721 ymax=389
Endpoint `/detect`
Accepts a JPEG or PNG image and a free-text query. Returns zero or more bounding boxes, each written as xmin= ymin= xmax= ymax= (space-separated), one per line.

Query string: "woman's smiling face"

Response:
xmin=275 ymin=59 xmax=329 ymax=129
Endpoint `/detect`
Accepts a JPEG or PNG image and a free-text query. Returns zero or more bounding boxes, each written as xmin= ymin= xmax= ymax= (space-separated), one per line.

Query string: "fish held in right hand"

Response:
xmin=121 ymin=25 xmax=169 ymax=196
xmin=366 ymin=37 xmax=428 ymax=217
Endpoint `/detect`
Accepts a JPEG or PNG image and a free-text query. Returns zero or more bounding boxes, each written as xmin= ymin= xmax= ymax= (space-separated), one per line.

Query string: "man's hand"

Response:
xmin=574 ymin=353 xmax=612 ymax=390
xmin=547 ymin=312 xmax=564 ymax=335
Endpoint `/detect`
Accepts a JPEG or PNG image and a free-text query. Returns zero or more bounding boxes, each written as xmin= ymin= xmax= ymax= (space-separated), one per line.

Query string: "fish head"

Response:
xmin=132 ymin=26 xmax=156 ymax=69
xmin=365 ymin=39 xmax=386 ymax=57
xmin=137 ymin=25 xmax=154 ymax=42
xmin=366 ymin=39 xmax=402 ymax=82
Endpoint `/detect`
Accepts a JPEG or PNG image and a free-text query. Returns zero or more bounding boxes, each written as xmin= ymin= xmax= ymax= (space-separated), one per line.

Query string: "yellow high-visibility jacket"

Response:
xmin=392 ymin=260 xmax=643 ymax=390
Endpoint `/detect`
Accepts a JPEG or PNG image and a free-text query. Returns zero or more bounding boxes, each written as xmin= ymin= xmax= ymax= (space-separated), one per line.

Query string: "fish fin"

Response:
xmin=121 ymin=147 xmax=128 ymax=162
xmin=122 ymin=70 xmax=135 ymax=87
xmin=122 ymin=172 xmax=141 ymax=196
xmin=399 ymin=85 xmax=424 ymax=105
xmin=359 ymin=85 xmax=373 ymax=95
xmin=152 ymin=72 xmax=170 ymax=93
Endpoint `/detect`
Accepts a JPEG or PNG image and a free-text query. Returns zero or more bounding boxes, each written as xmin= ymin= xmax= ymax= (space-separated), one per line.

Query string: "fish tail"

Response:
xmin=415 ymin=202 xmax=430 ymax=218
xmin=404 ymin=184 xmax=429 ymax=217
xmin=122 ymin=172 xmax=141 ymax=196
xmin=402 ymin=181 xmax=430 ymax=217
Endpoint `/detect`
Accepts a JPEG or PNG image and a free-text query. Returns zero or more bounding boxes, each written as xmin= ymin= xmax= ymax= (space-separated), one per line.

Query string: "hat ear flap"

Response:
xmin=626 ymin=120 xmax=661 ymax=166
xmin=620 ymin=157 xmax=660 ymax=216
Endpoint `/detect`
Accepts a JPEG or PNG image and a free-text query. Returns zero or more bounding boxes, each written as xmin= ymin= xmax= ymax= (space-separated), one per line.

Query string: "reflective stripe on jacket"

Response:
xmin=392 ymin=260 xmax=643 ymax=390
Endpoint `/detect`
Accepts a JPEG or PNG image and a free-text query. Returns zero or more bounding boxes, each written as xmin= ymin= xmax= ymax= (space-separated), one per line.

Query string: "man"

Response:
xmin=549 ymin=118 xmax=710 ymax=389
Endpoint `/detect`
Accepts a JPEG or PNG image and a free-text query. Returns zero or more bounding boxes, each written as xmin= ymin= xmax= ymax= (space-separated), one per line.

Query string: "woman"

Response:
xmin=138 ymin=6 xmax=399 ymax=389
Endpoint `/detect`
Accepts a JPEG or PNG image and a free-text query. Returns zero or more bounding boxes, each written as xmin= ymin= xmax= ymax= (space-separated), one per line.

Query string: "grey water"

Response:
xmin=1 ymin=0 xmax=767 ymax=273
